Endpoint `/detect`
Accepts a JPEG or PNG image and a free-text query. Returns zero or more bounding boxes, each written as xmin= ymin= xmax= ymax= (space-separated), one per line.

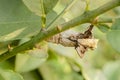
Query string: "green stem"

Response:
xmin=0 ymin=0 xmax=120 ymax=62
xmin=85 ymin=0 xmax=90 ymax=11
xmin=40 ymin=0 xmax=46 ymax=28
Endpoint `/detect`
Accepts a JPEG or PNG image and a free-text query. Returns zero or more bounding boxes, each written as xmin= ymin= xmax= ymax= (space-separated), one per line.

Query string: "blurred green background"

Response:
xmin=0 ymin=0 xmax=120 ymax=80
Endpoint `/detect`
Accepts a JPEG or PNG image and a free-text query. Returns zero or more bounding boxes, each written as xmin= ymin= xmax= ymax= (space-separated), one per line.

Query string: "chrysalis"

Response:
xmin=47 ymin=24 xmax=98 ymax=58
xmin=74 ymin=24 xmax=98 ymax=58
xmin=75 ymin=45 xmax=87 ymax=58
xmin=75 ymin=39 xmax=98 ymax=58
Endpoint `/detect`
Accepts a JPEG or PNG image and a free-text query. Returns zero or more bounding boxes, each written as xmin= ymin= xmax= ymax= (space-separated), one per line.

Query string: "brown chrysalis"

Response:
xmin=74 ymin=24 xmax=98 ymax=58
xmin=47 ymin=24 xmax=98 ymax=58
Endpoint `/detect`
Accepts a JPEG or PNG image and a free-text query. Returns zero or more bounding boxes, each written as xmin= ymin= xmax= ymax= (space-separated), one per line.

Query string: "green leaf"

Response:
xmin=21 ymin=70 xmax=41 ymax=80
xmin=46 ymin=0 xmax=71 ymax=28
xmin=46 ymin=10 xmax=59 ymax=27
xmin=62 ymin=0 xmax=85 ymax=20
xmin=0 ymin=68 xmax=24 ymax=80
xmin=48 ymin=43 xmax=77 ymax=58
xmin=15 ymin=52 xmax=48 ymax=73
xmin=0 ymin=41 xmax=10 ymax=54
xmin=113 ymin=7 xmax=120 ymax=15
xmin=97 ymin=24 xmax=110 ymax=33
xmin=0 ymin=61 xmax=14 ymax=70
xmin=43 ymin=0 xmax=58 ymax=14
xmin=22 ymin=0 xmax=58 ymax=16
xmin=107 ymin=18 xmax=120 ymax=53
xmin=0 ymin=0 xmax=66 ymax=42
xmin=39 ymin=59 xmax=84 ymax=80
xmin=15 ymin=42 xmax=48 ymax=72
xmin=29 ymin=41 xmax=48 ymax=58
xmin=0 ymin=0 xmax=41 ymax=42
xmin=103 ymin=61 xmax=120 ymax=80
xmin=22 ymin=0 xmax=69 ymax=28
xmin=111 ymin=18 xmax=120 ymax=30
xmin=107 ymin=30 xmax=120 ymax=53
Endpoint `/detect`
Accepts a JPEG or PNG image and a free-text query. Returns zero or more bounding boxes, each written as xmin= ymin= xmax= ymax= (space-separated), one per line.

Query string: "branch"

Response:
xmin=40 ymin=0 xmax=46 ymax=28
xmin=0 ymin=0 xmax=120 ymax=61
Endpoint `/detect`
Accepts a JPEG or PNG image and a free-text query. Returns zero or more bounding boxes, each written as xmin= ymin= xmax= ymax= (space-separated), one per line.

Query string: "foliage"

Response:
xmin=0 ymin=0 xmax=120 ymax=80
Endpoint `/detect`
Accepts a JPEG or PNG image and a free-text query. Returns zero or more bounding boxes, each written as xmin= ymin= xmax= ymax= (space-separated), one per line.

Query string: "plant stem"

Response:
xmin=0 ymin=0 xmax=120 ymax=62
xmin=40 ymin=0 xmax=46 ymax=28
xmin=85 ymin=0 xmax=90 ymax=11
